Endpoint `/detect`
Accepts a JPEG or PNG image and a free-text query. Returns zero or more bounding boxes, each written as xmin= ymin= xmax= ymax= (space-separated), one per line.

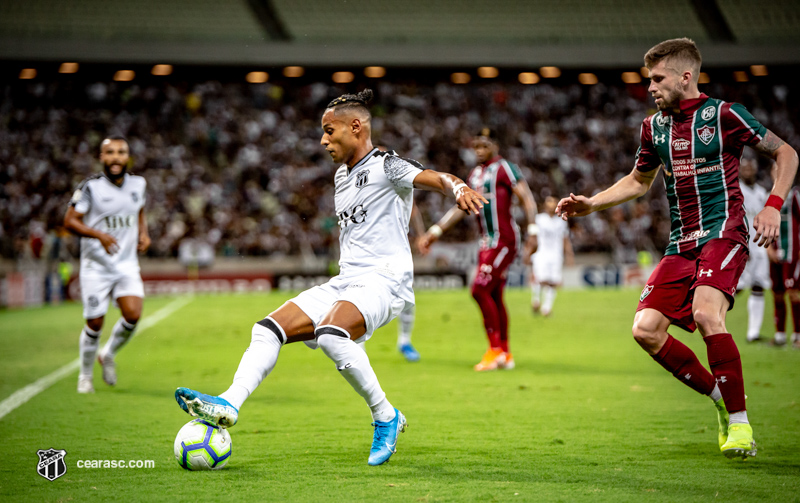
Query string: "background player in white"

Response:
xmin=736 ymin=158 xmax=771 ymax=342
xmin=64 ymin=136 xmax=150 ymax=394
xmin=395 ymin=205 xmax=426 ymax=362
xmin=174 ymin=89 xmax=487 ymax=466
xmin=530 ymin=196 xmax=574 ymax=316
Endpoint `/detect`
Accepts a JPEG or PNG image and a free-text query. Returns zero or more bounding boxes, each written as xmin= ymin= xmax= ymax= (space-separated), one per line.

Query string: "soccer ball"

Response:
xmin=174 ymin=419 xmax=232 ymax=470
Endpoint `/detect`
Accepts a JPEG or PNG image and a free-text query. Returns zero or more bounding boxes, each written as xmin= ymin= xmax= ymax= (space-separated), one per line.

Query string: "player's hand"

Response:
xmin=417 ymin=235 xmax=434 ymax=255
xmin=753 ymin=206 xmax=780 ymax=247
xmin=556 ymin=193 xmax=594 ymax=221
xmin=455 ymin=185 xmax=488 ymax=216
xmin=98 ymin=233 xmax=119 ymax=255
xmin=138 ymin=233 xmax=151 ymax=253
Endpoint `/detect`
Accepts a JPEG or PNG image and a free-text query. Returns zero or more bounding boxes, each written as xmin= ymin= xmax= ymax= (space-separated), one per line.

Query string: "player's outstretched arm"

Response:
xmin=556 ymin=167 xmax=657 ymax=221
xmin=512 ymin=178 xmax=539 ymax=257
xmin=752 ymin=130 xmax=799 ymax=247
xmin=64 ymin=206 xmax=119 ymax=255
xmin=417 ymin=205 xmax=466 ymax=255
xmin=413 ymin=169 xmax=488 ymax=216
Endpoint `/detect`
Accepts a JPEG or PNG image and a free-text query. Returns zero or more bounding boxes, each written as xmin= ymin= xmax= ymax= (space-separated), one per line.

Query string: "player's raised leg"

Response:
xmin=633 ymin=308 xmax=728 ymax=447
xmin=175 ymin=302 xmax=313 ymax=428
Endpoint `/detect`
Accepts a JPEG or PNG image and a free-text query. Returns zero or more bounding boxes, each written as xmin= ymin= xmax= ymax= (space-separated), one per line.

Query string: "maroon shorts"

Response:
xmin=473 ymin=243 xmax=517 ymax=291
xmin=637 ymin=238 xmax=748 ymax=332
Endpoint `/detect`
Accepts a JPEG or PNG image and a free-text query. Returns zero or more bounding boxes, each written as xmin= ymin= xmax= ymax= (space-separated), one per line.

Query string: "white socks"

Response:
xmin=317 ymin=326 xmax=395 ymax=422
xmin=79 ymin=325 xmax=101 ymax=378
xmin=729 ymin=411 xmax=749 ymax=424
xmin=710 ymin=383 xmax=722 ymax=403
xmin=531 ymin=282 xmax=541 ymax=304
xmin=102 ymin=319 xmax=137 ymax=359
xmin=219 ymin=318 xmax=284 ymax=410
xmin=542 ymin=286 xmax=557 ymax=315
xmin=397 ymin=306 xmax=414 ymax=347
xmin=746 ymin=291 xmax=764 ymax=341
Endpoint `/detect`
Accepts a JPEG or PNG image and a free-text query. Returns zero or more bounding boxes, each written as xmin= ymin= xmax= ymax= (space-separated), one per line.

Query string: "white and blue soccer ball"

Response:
xmin=174 ymin=419 xmax=232 ymax=470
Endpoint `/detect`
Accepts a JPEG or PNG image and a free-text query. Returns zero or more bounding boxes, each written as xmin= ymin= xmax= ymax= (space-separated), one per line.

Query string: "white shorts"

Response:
xmin=290 ymin=271 xmax=408 ymax=348
xmin=80 ymin=269 xmax=144 ymax=319
xmin=737 ymin=245 xmax=770 ymax=290
xmin=532 ymin=254 xmax=564 ymax=285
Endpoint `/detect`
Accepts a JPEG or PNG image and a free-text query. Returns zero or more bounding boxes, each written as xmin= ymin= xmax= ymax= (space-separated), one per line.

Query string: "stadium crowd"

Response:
xmin=1 ymin=75 xmax=796 ymax=264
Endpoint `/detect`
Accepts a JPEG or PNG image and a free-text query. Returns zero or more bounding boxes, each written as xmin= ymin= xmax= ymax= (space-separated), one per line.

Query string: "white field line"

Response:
xmin=0 ymin=296 xmax=193 ymax=421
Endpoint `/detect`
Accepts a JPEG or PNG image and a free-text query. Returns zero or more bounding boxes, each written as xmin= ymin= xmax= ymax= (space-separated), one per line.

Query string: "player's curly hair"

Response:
xmin=327 ymin=88 xmax=374 ymax=114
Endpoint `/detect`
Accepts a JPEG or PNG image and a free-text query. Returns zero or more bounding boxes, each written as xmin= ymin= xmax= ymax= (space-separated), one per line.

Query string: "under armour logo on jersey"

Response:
xmin=653 ymin=133 xmax=666 ymax=145
xmin=337 ymin=204 xmax=367 ymax=228
xmin=716 ymin=376 xmax=727 ymax=383
xmin=698 ymin=268 xmax=713 ymax=278
xmin=355 ymin=170 xmax=369 ymax=189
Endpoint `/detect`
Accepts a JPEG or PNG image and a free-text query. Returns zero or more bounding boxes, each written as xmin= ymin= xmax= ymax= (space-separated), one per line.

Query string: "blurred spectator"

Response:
xmin=2 ymin=76 xmax=798 ymax=263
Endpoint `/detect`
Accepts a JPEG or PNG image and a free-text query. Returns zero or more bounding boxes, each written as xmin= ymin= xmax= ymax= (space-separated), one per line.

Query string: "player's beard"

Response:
xmin=655 ymin=87 xmax=682 ymax=111
xmin=104 ymin=162 xmax=127 ymax=182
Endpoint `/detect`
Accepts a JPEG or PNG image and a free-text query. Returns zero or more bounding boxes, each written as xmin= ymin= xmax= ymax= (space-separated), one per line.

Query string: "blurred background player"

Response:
xmin=174 ymin=89 xmax=487 ymax=466
xmin=769 ymin=183 xmax=800 ymax=347
xmin=530 ymin=196 xmax=574 ymax=317
xmin=736 ymin=158 xmax=771 ymax=342
xmin=557 ymin=38 xmax=798 ymax=459
xmin=396 ymin=205 xmax=426 ymax=362
xmin=64 ymin=136 xmax=150 ymax=393
xmin=419 ymin=128 xmax=538 ymax=371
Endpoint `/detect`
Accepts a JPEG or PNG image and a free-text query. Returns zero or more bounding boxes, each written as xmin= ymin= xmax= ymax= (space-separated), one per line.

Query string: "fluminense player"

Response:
xmin=174 ymin=89 xmax=487 ymax=466
xmin=735 ymin=158 xmax=771 ymax=342
xmin=557 ymin=38 xmax=798 ymax=459
xmin=419 ymin=128 xmax=538 ymax=371
xmin=770 ymin=184 xmax=800 ymax=347
xmin=530 ymin=196 xmax=574 ymax=317
xmin=64 ymin=136 xmax=150 ymax=394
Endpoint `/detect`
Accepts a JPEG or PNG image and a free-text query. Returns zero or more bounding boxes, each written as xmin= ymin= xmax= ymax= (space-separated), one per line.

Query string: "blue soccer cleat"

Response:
xmin=368 ymin=408 xmax=407 ymax=466
xmin=175 ymin=387 xmax=239 ymax=429
xmin=398 ymin=343 xmax=421 ymax=362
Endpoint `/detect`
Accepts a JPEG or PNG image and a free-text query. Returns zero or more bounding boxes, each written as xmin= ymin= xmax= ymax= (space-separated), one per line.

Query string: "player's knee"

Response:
xmin=86 ymin=317 xmax=104 ymax=332
xmin=692 ymin=308 xmax=722 ymax=335
xmin=316 ymin=326 xmax=351 ymax=360
xmin=631 ymin=323 xmax=661 ymax=352
xmin=122 ymin=315 xmax=139 ymax=326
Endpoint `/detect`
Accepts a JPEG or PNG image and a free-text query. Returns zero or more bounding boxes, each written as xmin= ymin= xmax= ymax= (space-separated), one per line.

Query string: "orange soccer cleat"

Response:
xmin=474 ymin=347 xmax=505 ymax=372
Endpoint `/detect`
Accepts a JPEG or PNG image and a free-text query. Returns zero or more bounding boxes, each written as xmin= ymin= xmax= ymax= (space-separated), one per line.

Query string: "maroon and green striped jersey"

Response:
xmin=635 ymin=93 xmax=767 ymax=255
xmin=467 ymin=155 xmax=523 ymax=250
xmin=778 ymin=187 xmax=800 ymax=263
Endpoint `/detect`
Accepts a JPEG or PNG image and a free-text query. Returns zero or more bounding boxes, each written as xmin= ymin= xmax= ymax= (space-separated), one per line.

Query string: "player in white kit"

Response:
xmin=530 ymin=196 xmax=574 ymax=316
xmin=64 ymin=136 xmax=150 ymax=394
xmin=736 ymin=158 xmax=771 ymax=342
xmin=174 ymin=89 xmax=487 ymax=466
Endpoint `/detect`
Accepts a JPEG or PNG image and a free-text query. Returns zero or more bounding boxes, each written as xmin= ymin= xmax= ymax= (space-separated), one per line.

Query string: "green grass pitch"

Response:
xmin=1 ymin=288 xmax=799 ymax=502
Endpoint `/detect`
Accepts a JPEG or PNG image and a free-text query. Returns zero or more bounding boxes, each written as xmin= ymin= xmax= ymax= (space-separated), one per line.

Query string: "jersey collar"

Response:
xmin=480 ymin=155 xmax=503 ymax=168
xmin=660 ymin=93 xmax=709 ymax=118
xmin=101 ymin=172 xmax=128 ymax=188
xmin=346 ymin=147 xmax=379 ymax=175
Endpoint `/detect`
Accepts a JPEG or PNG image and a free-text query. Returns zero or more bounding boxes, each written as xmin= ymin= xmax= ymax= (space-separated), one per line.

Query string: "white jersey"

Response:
xmin=533 ymin=212 xmax=569 ymax=261
xmin=740 ymin=181 xmax=769 ymax=254
xmin=334 ymin=148 xmax=423 ymax=303
xmin=70 ymin=173 xmax=147 ymax=274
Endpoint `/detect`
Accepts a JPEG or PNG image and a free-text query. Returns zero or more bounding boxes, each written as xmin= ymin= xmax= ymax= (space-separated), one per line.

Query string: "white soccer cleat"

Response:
xmin=97 ymin=351 xmax=117 ymax=386
xmin=77 ymin=376 xmax=95 ymax=394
